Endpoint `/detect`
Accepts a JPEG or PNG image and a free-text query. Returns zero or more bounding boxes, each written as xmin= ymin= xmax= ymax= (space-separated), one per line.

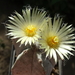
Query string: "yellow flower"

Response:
xmin=39 ymin=15 xmax=75 ymax=63
xmin=6 ymin=7 xmax=48 ymax=45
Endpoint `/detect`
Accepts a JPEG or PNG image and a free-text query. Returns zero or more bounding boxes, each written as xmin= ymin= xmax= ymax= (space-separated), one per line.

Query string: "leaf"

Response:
xmin=11 ymin=48 xmax=46 ymax=75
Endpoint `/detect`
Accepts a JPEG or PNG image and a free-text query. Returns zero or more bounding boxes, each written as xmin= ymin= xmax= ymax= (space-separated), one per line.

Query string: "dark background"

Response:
xmin=0 ymin=0 xmax=75 ymax=75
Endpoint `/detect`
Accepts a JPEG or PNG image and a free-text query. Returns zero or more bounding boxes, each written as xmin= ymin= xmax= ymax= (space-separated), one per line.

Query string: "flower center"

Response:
xmin=47 ymin=36 xmax=59 ymax=49
xmin=25 ymin=25 xmax=37 ymax=37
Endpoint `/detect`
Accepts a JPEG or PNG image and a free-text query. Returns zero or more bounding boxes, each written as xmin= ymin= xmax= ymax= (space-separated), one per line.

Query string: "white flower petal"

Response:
xmin=60 ymin=44 xmax=74 ymax=51
xmin=50 ymin=48 xmax=53 ymax=59
xmin=56 ymin=49 xmax=64 ymax=60
xmin=52 ymin=49 xmax=57 ymax=63
xmin=29 ymin=37 xmax=32 ymax=45
xmin=32 ymin=38 xmax=35 ymax=44
xmin=20 ymin=37 xmax=27 ymax=45
xmin=46 ymin=49 xmax=50 ymax=57
xmin=25 ymin=37 xmax=30 ymax=45
xmin=15 ymin=11 xmax=25 ymax=23
xmin=61 ymin=41 xmax=75 ymax=44
xmin=58 ymin=48 xmax=73 ymax=55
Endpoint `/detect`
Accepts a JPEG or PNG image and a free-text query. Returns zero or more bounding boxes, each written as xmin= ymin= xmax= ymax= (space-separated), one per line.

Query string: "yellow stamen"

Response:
xmin=25 ymin=25 xmax=37 ymax=37
xmin=47 ymin=36 xmax=59 ymax=49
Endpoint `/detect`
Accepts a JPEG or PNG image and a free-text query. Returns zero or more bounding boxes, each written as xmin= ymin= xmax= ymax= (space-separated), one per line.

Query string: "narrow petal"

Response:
xmin=50 ymin=49 xmax=53 ymax=59
xmin=60 ymin=44 xmax=74 ymax=51
xmin=46 ymin=49 xmax=50 ymax=57
xmin=52 ymin=49 xmax=57 ymax=63
xmin=56 ymin=49 xmax=64 ymax=60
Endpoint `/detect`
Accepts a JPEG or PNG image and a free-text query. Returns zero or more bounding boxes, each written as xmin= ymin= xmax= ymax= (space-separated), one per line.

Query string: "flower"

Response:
xmin=6 ymin=7 xmax=48 ymax=45
xmin=39 ymin=15 xmax=75 ymax=63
